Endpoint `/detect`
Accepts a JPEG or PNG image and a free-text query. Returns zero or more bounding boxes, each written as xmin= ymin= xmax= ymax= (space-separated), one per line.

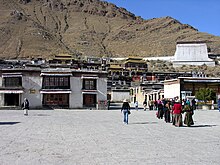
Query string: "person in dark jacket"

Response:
xmin=164 ymin=101 xmax=171 ymax=123
xmin=217 ymin=98 xmax=220 ymax=112
xmin=157 ymin=99 xmax=164 ymax=119
xmin=121 ymin=99 xmax=130 ymax=124
xmin=192 ymin=98 xmax=197 ymax=110
xmin=22 ymin=98 xmax=29 ymax=116
xmin=143 ymin=100 xmax=147 ymax=111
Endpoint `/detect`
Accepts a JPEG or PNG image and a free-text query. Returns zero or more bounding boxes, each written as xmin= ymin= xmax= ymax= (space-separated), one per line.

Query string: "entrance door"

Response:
xmin=4 ymin=94 xmax=19 ymax=106
xmin=83 ymin=94 xmax=96 ymax=108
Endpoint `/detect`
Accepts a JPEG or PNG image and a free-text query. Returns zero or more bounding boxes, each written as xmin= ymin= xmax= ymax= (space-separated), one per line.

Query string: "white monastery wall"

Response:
xmin=0 ymin=77 xmax=3 ymax=106
xmin=70 ymin=77 xmax=82 ymax=109
xmin=97 ymin=78 xmax=107 ymax=101
xmin=111 ymin=90 xmax=130 ymax=102
xmin=22 ymin=75 xmax=42 ymax=108
xmin=173 ymin=43 xmax=215 ymax=67
xmin=174 ymin=43 xmax=210 ymax=61
xmin=164 ymin=82 xmax=180 ymax=99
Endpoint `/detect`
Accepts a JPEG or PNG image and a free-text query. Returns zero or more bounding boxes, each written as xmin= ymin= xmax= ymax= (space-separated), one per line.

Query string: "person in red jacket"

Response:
xmin=172 ymin=100 xmax=183 ymax=127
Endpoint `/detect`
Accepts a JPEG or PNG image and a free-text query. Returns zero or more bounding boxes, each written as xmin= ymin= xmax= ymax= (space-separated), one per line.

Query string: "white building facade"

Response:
xmin=0 ymin=68 xmax=108 ymax=109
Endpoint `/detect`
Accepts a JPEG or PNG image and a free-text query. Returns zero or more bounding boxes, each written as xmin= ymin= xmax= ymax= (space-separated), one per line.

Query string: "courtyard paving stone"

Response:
xmin=0 ymin=109 xmax=220 ymax=165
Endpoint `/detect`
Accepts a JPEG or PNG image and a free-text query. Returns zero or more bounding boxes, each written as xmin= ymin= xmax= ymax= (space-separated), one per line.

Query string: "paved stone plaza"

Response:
xmin=0 ymin=109 xmax=220 ymax=165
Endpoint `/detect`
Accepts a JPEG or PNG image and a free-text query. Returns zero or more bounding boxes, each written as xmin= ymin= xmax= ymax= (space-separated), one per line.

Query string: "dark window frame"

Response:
xmin=42 ymin=76 xmax=70 ymax=89
xmin=3 ymin=77 xmax=22 ymax=87
xmin=82 ymin=79 xmax=97 ymax=90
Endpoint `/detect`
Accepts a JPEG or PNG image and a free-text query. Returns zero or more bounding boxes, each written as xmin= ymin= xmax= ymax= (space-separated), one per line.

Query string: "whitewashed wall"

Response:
xmin=164 ymin=82 xmax=180 ymax=99
xmin=97 ymin=78 xmax=107 ymax=101
xmin=111 ymin=90 xmax=130 ymax=102
xmin=70 ymin=77 xmax=107 ymax=109
xmin=70 ymin=77 xmax=82 ymax=108
xmin=22 ymin=75 xmax=42 ymax=108
xmin=173 ymin=43 xmax=215 ymax=67
xmin=0 ymin=77 xmax=3 ymax=106
xmin=174 ymin=43 xmax=209 ymax=61
xmin=0 ymin=77 xmax=4 ymax=106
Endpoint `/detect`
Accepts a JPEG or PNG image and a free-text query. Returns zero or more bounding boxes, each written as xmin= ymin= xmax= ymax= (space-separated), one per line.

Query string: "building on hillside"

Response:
xmin=130 ymin=71 xmax=193 ymax=108
xmin=48 ymin=53 xmax=76 ymax=65
xmin=164 ymin=77 xmax=220 ymax=102
xmin=0 ymin=67 xmax=108 ymax=109
xmin=107 ymin=57 xmax=148 ymax=102
xmin=123 ymin=57 xmax=148 ymax=72
xmin=173 ymin=41 xmax=215 ymax=67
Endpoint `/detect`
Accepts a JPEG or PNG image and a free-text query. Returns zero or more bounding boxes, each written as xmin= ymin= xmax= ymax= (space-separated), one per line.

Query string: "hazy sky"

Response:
xmin=105 ymin=0 xmax=220 ymax=36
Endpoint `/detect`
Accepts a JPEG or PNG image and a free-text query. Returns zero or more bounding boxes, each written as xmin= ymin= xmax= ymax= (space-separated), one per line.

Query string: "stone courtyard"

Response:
xmin=0 ymin=109 xmax=220 ymax=165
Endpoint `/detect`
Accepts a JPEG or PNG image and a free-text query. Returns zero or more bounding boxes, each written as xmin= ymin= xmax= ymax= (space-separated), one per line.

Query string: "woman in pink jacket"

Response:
xmin=172 ymin=100 xmax=183 ymax=127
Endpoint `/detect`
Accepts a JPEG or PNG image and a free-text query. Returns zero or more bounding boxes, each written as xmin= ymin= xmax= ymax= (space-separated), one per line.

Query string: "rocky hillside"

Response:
xmin=0 ymin=0 xmax=220 ymax=59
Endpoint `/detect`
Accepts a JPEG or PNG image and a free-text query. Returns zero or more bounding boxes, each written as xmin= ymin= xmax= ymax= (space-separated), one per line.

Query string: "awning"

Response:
xmin=2 ymin=74 xmax=22 ymax=77
xmin=82 ymin=91 xmax=97 ymax=95
xmin=40 ymin=73 xmax=72 ymax=76
xmin=40 ymin=90 xmax=72 ymax=94
xmin=81 ymin=76 xmax=98 ymax=79
xmin=184 ymin=79 xmax=220 ymax=83
xmin=0 ymin=90 xmax=23 ymax=94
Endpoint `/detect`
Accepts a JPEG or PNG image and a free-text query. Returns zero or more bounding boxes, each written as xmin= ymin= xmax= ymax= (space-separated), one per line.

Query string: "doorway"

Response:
xmin=4 ymin=94 xmax=19 ymax=106
xmin=83 ymin=94 xmax=97 ymax=108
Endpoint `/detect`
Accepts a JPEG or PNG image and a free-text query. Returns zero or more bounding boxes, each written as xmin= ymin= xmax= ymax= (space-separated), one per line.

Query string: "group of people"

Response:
xmin=121 ymin=97 xmax=196 ymax=127
xmin=156 ymin=97 xmax=195 ymax=127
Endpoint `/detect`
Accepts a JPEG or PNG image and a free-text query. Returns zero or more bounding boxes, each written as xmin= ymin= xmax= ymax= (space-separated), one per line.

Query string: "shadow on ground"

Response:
xmin=130 ymin=122 xmax=158 ymax=125
xmin=34 ymin=114 xmax=50 ymax=116
xmin=0 ymin=122 xmax=20 ymax=125
xmin=189 ymin=124 xmax=217 ymax=128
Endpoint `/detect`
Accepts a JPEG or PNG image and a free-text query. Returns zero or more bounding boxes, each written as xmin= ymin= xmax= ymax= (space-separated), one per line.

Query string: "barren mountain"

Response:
xmin=0 ymin=0 xmax=220 ymax=59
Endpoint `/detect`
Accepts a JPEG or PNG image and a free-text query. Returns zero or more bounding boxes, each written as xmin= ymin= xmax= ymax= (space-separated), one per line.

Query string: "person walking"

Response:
xmin=181 ymin=99 xmax=186 ymax=109
xmin=134 ymin=101 xmax=138 ymax=111
xmin=148 ymin=99 xmax=154 ymax=110
xmin=157 ymin=99 xmax=164 ymax=119
xmin=183 ymin=104 xmax=194 ymax=127
xmin=121 ymin=99 xmax=131 ymax=124
xmin=154 ymin=100 xmax=158 ymax=110
xmin=164 ymin=101 xmax=171 ymax=123
xmin=143 ymin=100 xmax=147 ymax=111
xmin=22 ymin=98 xmax=29 ymax=116
xmin=185 ymin=98 xmax=190 ymax=106
xmin=191 ymin=98 xmax=197 ymax=110
xmin=107 ymin=100 xmax=110 ymax=110
xmin=172 ymin=100 xmax=183 ymax=127
xmin=218 ymin=98 xmax=220 ymax=112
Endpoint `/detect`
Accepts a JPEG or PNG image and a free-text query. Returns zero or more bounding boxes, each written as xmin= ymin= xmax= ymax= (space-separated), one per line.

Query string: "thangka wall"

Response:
xmin=173 ymin=41 xmax=215 ymax=67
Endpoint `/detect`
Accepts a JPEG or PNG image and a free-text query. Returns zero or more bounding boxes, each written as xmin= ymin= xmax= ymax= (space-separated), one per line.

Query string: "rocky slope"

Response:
xmin=0 ymin=0 xmax=220 ymax=59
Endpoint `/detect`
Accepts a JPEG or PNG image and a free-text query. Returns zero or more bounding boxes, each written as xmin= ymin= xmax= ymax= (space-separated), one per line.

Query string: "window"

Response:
xmin=43 ymin=76 xmax=70 ymax=89
xmin=82 ymin=79 xmax=97 ymax=90
xmin=43 ymin=94 xmax=69 ymax=106
xmin=3 ymin=77 xmax=22 ymax=87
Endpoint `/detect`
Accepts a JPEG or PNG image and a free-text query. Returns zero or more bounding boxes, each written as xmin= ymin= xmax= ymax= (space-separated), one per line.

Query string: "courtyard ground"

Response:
xmin=0 ymin=109 xmax=220 ymax=165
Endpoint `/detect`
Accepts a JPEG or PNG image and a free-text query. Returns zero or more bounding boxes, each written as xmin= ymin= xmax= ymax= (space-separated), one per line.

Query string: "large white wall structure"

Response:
xmin=173 ymin=41 xmax=215 ymax=67
xmin=164 ymin=79 xmax=180 ymax=99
